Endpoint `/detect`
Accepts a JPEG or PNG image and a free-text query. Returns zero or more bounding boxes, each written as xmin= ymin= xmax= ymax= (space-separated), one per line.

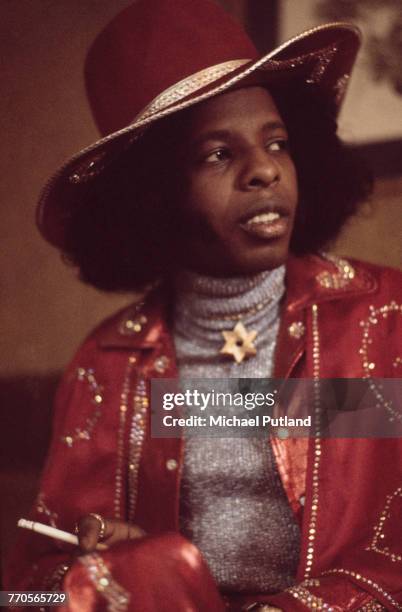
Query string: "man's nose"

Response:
xmin=238 ymin=148 xmax=280 ymax=190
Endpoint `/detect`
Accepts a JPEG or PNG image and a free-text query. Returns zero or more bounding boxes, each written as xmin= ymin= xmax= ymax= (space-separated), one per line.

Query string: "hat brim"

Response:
xmin=38 ymin=22 xmax=361 ymax=249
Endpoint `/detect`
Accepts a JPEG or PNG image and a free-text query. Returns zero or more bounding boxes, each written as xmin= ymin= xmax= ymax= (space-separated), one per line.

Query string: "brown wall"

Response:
xmin=333 ymin=177 xmax=402 ymax=267
xmin=1 ymin=1 xmax=134 ymax=376
xmin=1 ymin=0 xmax=401 ymax=376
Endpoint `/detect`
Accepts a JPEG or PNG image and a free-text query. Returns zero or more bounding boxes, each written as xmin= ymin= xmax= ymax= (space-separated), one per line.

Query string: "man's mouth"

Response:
xmin=239 ymin=207 xmax=290 ymax=240
xmin=246 ymin=211 xmax=281 ymax=225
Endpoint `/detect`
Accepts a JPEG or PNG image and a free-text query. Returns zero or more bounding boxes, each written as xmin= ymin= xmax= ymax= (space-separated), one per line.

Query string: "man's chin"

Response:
xmin=233 ymin=245 xmax=291 ymax=275
xmin=177 ymin=240 xmax=291 ymax=277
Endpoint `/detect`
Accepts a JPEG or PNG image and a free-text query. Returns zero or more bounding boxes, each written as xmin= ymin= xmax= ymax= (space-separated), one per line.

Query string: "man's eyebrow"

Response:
xmin=193 ymin=129 xmax=232 ymax=147
xmin=193 ymin=121 xmax=288 ymax=146
xmin=262 ymin=120 xmax=288 ymax=133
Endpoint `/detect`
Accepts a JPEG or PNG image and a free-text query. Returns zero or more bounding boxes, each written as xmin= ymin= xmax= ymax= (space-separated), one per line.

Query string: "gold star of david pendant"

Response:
xmin=220 ymin=321 xmax=257 ymax=364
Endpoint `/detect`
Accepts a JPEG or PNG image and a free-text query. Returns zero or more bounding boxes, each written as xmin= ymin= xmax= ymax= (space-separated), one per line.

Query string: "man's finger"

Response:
xmin=127 ymin=524 xmax=146 ymax=539
xmin=77 ymin=515 xmax=111 ymax=552
xmin=100 ymin=520 xmax=145 ymax=545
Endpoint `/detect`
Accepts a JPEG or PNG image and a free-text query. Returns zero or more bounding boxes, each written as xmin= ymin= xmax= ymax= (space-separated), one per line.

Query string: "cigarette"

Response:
xmin=18 ymin=518 xmax=108 ymax=550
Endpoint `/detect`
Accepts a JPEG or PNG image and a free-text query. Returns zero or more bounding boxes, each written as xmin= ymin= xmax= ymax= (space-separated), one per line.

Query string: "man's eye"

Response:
xmin=203 ymin=148 xmax=230 ymax=163
xmin=267 ymin=139 xmax=289 ymax=152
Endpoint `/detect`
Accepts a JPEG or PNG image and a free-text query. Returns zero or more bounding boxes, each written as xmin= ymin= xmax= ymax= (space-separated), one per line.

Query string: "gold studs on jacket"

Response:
xmin=288 ymin=321 xmax=305 ymax=339
xmin=316 ymin=252 xmax=355 ymax=290
xmin=61 ymin=368 xmax=104 ymax=447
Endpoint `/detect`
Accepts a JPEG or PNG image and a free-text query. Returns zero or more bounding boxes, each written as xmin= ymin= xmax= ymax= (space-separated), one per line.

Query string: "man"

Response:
xmin=6 ymin=1 xmax=402 ymax=610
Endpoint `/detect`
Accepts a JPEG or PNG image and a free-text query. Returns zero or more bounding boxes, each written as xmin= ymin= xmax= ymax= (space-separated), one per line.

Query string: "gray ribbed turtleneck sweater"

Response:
xmin=173 ymin=267 xmax=300 ymax=594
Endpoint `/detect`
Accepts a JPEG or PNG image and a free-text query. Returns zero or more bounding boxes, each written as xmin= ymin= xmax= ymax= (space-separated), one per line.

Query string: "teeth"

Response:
xmin=246 ymin=212 xmax=280 ymax=225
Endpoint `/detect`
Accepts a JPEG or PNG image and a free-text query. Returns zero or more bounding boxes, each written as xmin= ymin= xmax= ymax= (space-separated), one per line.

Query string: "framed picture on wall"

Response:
xmin=277 ymin=0 xmax=402 ymax=177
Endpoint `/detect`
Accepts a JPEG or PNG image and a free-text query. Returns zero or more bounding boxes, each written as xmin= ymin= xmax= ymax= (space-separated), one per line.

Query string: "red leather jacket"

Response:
xmin=6 ymin=254 xmax=402 ymax=611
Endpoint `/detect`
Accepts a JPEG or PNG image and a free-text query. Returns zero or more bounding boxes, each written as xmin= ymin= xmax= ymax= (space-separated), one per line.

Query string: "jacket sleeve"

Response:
xmin=3 ymin=334 xmax=227 ymax=612
xmin=4 ymin=334 xmax=131 ymax=592
xmin=252 ymin=575 xmax=395 ymax=611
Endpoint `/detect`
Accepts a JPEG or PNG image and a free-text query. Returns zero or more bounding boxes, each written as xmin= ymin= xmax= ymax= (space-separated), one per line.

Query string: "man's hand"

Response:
xmin=75 ymin=514 xmax=145 ymax=552
xmin=65 ymin=533 xmax=226 ymax=611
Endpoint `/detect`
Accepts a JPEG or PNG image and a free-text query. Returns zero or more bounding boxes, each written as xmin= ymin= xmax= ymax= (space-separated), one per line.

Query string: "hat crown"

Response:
xmin=85 ymin=0 xmax=258 ymax=136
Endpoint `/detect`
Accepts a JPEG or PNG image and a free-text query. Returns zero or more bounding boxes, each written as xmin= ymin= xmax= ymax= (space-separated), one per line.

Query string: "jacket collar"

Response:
xmin=284 ymin=252 xmax=377 ymax=313
xmin=97 ymin=253 xmax=377 ymax=350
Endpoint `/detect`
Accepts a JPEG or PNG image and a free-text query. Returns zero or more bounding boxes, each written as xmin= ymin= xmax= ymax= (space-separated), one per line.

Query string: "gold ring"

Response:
xmin=88 ymin=512 xmax=106 ymax=540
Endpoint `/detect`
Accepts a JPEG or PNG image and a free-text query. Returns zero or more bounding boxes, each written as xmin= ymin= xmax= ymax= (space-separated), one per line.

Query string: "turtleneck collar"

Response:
xmin=173 ymin=265 xmax=285 ymax=378
xmin=174 ymin=265 xmax=286 ymax=333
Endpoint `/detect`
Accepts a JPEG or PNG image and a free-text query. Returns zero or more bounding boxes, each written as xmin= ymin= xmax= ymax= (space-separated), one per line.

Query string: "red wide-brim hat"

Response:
xmin=37 ymin=0 xmax=361 ymax=249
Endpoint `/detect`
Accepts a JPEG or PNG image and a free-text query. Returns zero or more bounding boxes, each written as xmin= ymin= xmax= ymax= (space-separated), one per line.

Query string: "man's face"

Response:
xmin=175 ymin=86 xmax=298 ymax=276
